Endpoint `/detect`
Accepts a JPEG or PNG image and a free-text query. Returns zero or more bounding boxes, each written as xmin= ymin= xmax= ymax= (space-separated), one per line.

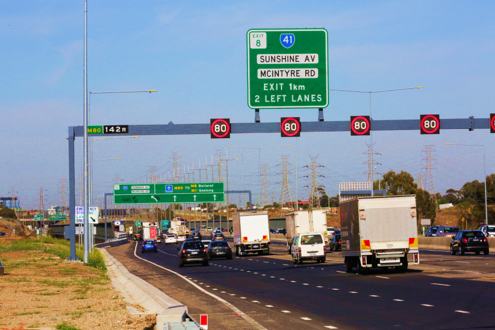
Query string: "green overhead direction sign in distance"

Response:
xmin=113 ymin=182 xmax=225 ymax=204
xmin=247 ymin=28 xmax=328 ymax=109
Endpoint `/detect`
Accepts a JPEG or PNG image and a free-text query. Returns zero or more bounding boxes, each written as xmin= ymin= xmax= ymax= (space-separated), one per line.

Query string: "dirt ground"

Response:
xmin=0 ymin=241 xmax=155 ymax=330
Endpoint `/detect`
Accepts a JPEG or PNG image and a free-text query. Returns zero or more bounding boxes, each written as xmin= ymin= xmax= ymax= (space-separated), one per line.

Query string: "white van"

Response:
xmin=291 ymin=233 xmax=326 ymax=264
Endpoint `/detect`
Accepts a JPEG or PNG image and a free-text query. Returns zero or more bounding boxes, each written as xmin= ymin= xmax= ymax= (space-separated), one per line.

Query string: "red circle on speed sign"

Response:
xmin=490 ymin=113 xmax=495 ymax=133
xmin=350 ymin=116 xmax=370 ymax=135
xmin=281 ymin=117 xmax=301 ymax=137
xmin=210 ymin=118 xmax=231 ymax=138
xmin=420 ymin=115 xmax=440 ymax=134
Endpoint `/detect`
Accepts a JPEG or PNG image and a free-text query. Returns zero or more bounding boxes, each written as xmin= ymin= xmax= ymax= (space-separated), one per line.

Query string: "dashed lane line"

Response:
xmin=324 ymin=326 xmax=338 ymax=329
xmin=393 ymin=299 xmax=404 ymax=302
xmin=421 ymin=304 xmax=434 ymax=307
xmin=265 ymin=305 xmax=274 ymax=308
xmin=370 ymin=295 xmax=380 ymax=298
xmin=133 ymin=242 xmax=267 ymax=330
xmin=455 ymin=310 xmax=470 ymax=314
xmin=376 ymin=276 xmax=389 ymax=279
xmin=431 ymin=283 xmax=451 ymax=287
xmin=301 ymin=317 xmax=312 ymax=321
xmin=281 ymin=310 xmax=291 ymax=313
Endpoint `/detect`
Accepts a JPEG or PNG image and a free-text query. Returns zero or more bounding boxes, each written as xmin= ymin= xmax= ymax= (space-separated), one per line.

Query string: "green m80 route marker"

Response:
xmin=113 ymin=182 xmax=225 ymax=204
xmin=247 ymin=28 xmax=328 ymax=109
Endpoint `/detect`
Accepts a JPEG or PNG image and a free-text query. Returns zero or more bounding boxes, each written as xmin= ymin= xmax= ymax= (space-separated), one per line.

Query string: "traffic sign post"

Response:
xmin=247 ymin=28 xmax=328 ymax=109
xmin=114 ymin=182 xmax=225 ymax=204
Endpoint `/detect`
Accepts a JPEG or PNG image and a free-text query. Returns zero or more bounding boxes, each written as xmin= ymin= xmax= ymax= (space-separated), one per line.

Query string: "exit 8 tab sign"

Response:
xmin=247 ymin=28 xmax=328 ymax=109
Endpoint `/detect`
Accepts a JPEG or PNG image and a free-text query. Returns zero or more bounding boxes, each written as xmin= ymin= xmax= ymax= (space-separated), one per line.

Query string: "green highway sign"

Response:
xmin=87 ymin=125 xmax=103 ymax=135
xmin=247 ymin=28 xmax=328 ymax=109
xmin=49 ymin=214 xmax=69 ymax=221
xmin=113 ymin=182 xmax=225 ymax=205
xmin=34 ymin=214 xmax=44 ymax=221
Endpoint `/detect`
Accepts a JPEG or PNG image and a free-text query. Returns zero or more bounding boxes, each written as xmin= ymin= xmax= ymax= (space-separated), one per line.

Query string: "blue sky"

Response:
xmin=1 ymin=1 xmax=494 ymax=209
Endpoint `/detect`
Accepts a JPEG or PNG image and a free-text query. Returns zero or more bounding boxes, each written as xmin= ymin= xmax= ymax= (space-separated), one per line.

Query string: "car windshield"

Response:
xmin=214 ymin=233 xmax=224 ymax=237
xmin=167 ymin=235 xmax=175 ymax=238
xmin=430 ymin=227 xmax=438 ymax=233
xmin=184 ymin=242 xmax=204 ymax=249
xmin=488 ymin=227 xmax=495 ymax=232
xmin=145 ymin=241 xmax=155 ymax=245
xmin=300 ymin=234 xmax=323 ymax=245
xmin=463 ymin=231 xmax=485 ymax=239
xmin=211 ymin=241 xmax=229 ymax=247
xmin=327 ymin=227 xmax=334 ymax=231
xmin=445 ymin=227 xmax=459 ymax=233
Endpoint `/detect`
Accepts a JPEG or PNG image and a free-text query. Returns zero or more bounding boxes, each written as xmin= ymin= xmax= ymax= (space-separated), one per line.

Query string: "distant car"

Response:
xmin=178 ymin=241 xmax=208 ymax=267
xmin=141 ymin=240 xmax=158 ymax=253
xmin=177 ymin=234 xmax=187 ymax=243
xmin=207 ymin=241 xmax=233 ymax=260
xmin=207 ymin=227 xmax=212 ymax=231
xmin=327 ymin=227 xmax=335 ymax=238
xmin=270 ymin=228 xmax=277 ymax=234
xmin=450 ymin=230 xmax=489 ymax=255
xmin=425 ymin=226 xmax=439 ymax=237
xmin=436 ymin=226 xmax=459 ymax=237
xmin=164 ymin=235 xmax=177 ymax=245
xmin=478 ymin=225 xmax=495 ymax=238
xmin=191 ymin=231 xmax=202 ymax=241
xmin=211 ymin=232 xmax=226 ymax=241
xmin=329 ymin=234 xmax=341 ymax=251
xmin=133 ymin=232 xmax=143 ymax=241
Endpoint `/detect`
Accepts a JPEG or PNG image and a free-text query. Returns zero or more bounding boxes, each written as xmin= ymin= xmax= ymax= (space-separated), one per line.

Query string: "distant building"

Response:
xmin=0 ymin=197 xmax=20 ymax=209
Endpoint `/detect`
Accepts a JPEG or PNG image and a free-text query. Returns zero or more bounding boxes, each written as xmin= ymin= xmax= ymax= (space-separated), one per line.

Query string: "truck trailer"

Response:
xmin=340 ymin=195 xmax=420 ymax=274
xmin=233 ymin=211 xmax=271 ymax=256
xmin=285 ymin=210 xmax=327 ymax=252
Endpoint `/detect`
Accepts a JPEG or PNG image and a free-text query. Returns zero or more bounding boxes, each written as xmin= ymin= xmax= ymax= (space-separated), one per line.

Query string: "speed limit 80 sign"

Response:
xmin=281 ymin=117 xmax=301 ymax=137
xmin=350 ymin=116 xmax=370 ymax=136
xmin=420 ymin=114 xmax=440 ymax=134
xmin=490 ymin=113 xmax=495 ymax=133
xmin=210 ymin=118 xmax=231 ymax=139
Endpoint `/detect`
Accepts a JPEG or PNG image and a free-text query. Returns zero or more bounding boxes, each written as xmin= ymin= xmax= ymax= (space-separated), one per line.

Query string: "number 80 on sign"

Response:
xmin=281 ymin=117 xmax=301 ymax=137
xmin=210 ymin=118 xmax=231 ymax=139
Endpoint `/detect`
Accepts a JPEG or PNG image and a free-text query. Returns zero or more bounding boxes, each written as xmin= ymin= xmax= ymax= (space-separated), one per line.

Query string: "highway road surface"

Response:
xmin=106 ymin=241 xmax=495 ymax=329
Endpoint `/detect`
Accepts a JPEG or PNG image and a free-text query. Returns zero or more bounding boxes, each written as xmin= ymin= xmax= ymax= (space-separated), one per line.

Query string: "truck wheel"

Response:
xmin=358 ymin=263 xmax=368 ymax=275
xmin=236 ymin=246 xmax=241 ymax=257
xmin=292 ymin=257 xmax=297 ymax=264
xmin=395 ymin=257 xmax=408 ymax=273
xmin=475 ymin=251 xmax=480 ymax=255
xmin=484 ymin=249 xmax=489 ymax=255
xmin=460 ymin=248 xmax=465 ymax=255
xmin=450 ymin=246 xmax=456 ymax=255
xmin=345 ymin=257 xmax=353 ymax=273
xmin=264 ymin=248 xmax=270 ymax=255
xmin=287 ymin=244 xmax=292 ymax=254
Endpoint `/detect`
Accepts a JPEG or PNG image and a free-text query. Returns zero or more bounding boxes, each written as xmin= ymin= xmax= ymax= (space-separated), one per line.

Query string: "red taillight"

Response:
xmin=414 ymin=254 xmax=419 ymax=263
xmin=226 ymin=246 xmax=231 ymax=249
xmin=485 ymin=238 xmax=488 ymax=243
xmin=362 ymin=256 xmax=366 ymax=265
xmin=298 ymin=247 xmax=301 ymax=254
xmin=142 ymin=244 xmax=145 ymax=248
xmin=462 ymin=239 xmax=468 ymax=243
xmin=203 ymin=248 xmax=207 ymax=253
xmin=338 ymin=240 xmax=341 ymax=244
xmin=182 ymin=249 xmax=186 ymax=254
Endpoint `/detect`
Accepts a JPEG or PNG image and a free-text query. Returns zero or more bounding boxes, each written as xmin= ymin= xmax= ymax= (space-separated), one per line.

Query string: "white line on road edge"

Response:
xmin=134 ymin=242 xmax=267 ymax=330
xmin=455 ymin=310 xmax=470 ymax=314
xmin=265 ymin=305 xmax=274 ymax=308
xmin=324 ymin=326 xmax=338 ymax=329
xmin=301 ymin=317 xmax=312 ymax=321
xmin=281 ymin=310 xmax=291 ymax=313
xmin=376 ymin=276 xmax=389 ymax=279
xmin=336 ymin=271 xmax=346 ymax=273
xmin=431 ymin=283 xmax=451 ymax=287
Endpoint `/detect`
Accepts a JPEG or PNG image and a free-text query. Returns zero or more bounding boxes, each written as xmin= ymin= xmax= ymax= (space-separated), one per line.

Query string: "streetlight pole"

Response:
xmin=330 ymin=86 xmax=423 ymax=196
xmin=445 ymin=143 xmax=488 ymax=225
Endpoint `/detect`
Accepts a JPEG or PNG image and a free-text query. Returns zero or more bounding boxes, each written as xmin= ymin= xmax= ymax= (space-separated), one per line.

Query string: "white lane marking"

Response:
xmin=455 ymin=310 xmax=470 ymax=314
xmin=394 ymin=299 xmax=404 ymax=302
xmin=324 ymin=326 xmax=338 ymax=329
xmin=349 ymin=291 xmax=358 ymax=294
xmin=262 ymin=274 xmax=266 ymax=276
xmin=230 ymin=293 xmax=236 ymax=296
xmin=283 ymin=264 xmax=289 ymax=266
xmin=310 ymin=267 xmax=314 ymax=269
xmin=317 ymin=286 xmax=324 ymax=288
xmin=291 ymin=280 xmax=297 ymax=283
xmin=280 ymin=278 xmax=285 ymax=280
xmin=249 ymin=259 xmax=253 ymax=260
xmin=264 ymin=261 xmax=269 ymax=263
xmin=336 ymin=271 xmax=346 ymax=273
xmin=132 ymin=242 xmax=267 ymax=330
xmin=206 ymin=285 xmax=210 ymax=288
xmin=421 ymin=304 xmax=434 ymax=307
xmin=199 ymin=283 xmax=203 ymax=285
xmin=240 ymin=297 xmax=246 ymax=299
xmin=254 ymin=272 xmax=258 ymax=274
xmin=273 ymin=262 xmax=276 ymax=264
xmin=265 ymin=305 xmax=274 ymax=308
xmin=241 ymin=269 xmax=244 ymax=271
xmin=270 ymin=276 xmax=276 ymax=278
xmin=301 ymin=317 xmax=311 ymax=321
xmin=303 ymin=283 xmax=309 ymax=286
xmin=376 ymin=276 xmax=389 ymax=279
xmin=370 ymin=295 xmax=380 ymax=298
xmin=229 ymin=267 xmax=232 ymax=269
xmin=234 ymin=268 xmax=238 ymax=270
xmin=331 ymin=288 xmax=340 ymax=291
xmin=281 ymin=310 xmax=291 ymax=313
xmin=431 ymin=283 xmax=451 ymax=287
xmin=213 ymin=288 xmax=218 ymax=291
xmin=221 ymin=291 xmax=226 ymax=293
xmin=321 ymin=268 xmax=324 ymax=270
xmin=247 ymin=271 xmax=251 ymax=273
xmin=252 ymin=300 xmax=260 ymax=303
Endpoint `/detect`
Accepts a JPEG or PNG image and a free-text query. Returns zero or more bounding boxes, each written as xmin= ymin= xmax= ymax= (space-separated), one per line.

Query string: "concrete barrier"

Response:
xmin=100 ymin=248 xmax=190 ymax=328
xmin=418 ymin=236 xmax=494 ymax=251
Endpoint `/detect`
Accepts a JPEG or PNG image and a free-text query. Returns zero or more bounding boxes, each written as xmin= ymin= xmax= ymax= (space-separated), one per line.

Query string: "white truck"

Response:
xmin=285 ymin=210 xmax=327 ymax=253
xmin=340 ymin=195 xmax=420 ymax=274
xmin=142 ymin=225 xmax=159 ymax=241
xmin=233 ymin=211 xmax=271 ymax=256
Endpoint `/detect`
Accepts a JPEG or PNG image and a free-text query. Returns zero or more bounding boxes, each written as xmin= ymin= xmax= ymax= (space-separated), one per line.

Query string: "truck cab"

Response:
xmin=291 ymin=233 xmax=326 ymax=264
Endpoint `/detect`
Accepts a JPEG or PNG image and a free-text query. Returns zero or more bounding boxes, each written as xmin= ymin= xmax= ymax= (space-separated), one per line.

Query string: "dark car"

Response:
xmin=191 ymin=231 xmax=202 ymax=240
xmin=329 ymin=234 xmax=341 ymax=251
xmin=436 ymin=226 xmax=459 ymax=237
xmin=425 ymin=226 xmax=439 ymax=237
xmin=141 ymin=240 xmax=158 ymax=253
xmin=178 ymin=241 xmax=209 ymax=267
xmin=450 ymin=230 xmax=489 ymax=255
xmin=207 ymin=241 xmax=233 ymax=260
xmin=0 ymin=232 xmax=6 ymax=237
xmin=211 ymin=232 xmax=226 ymax=241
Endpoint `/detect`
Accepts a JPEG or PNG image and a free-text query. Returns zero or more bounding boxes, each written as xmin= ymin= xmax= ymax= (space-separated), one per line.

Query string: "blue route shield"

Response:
xmin=123 ymin=186 xmax=128 ymax=191
xmin=280 ymin=33 xmax=295 ymax=48
xmin=166 ymin=185 xmax=173 ymax=193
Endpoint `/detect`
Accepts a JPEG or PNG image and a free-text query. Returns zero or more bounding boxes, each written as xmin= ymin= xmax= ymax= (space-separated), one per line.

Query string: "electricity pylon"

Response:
xmin=304 ymin=156 xmax=324 ymax=209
